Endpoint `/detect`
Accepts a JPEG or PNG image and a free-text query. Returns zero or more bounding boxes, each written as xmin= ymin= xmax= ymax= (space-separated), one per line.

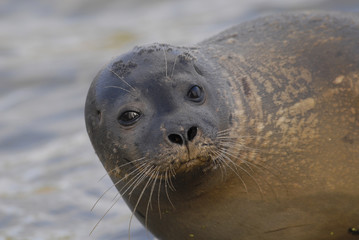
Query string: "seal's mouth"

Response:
xmin=135 ymin=156 xmax=214 ymax=181
xmin=122 ymin=149 xmax=217 ymax=181
xmin=173 ymin=156 xmax=213 ymax=173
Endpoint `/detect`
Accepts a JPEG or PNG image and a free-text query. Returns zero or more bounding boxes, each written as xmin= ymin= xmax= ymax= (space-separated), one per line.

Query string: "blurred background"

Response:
xmin=0 ymin=0 xmax=358 ymax=239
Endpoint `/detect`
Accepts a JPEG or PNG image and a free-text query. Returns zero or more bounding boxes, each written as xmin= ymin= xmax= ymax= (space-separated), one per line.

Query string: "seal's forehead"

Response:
xmin=110 ymin=43 xmax=199 ymax=70
xmin=134 ymin=44 xmax=198 ymax=59
xmin=102 ymin=43 xmax=200 ymax=81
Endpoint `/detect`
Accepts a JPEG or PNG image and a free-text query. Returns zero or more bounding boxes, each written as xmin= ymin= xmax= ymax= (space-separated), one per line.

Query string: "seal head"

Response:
xmin=85 ymin=44 xmax=235 ymax=192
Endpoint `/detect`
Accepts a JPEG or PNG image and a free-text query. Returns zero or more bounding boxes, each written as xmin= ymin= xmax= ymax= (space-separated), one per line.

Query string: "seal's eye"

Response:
xmin=187 ymin=85 xmax=204 ymax=102
xmin=118 ymin=111 xmax=141 ymax=126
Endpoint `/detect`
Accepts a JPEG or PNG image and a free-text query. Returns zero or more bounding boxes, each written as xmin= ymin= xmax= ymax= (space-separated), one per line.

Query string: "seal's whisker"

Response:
xmin=238 ymin=154 xmax=282 ymax=179
xmin=98 ymin=172 xmax=110 ymax=182
xmin=217 ymin=159 xmax=227 ymax=181
xmin=219 ymin=156 xmax=248 ymax=192
xmin=128 ymin=170 xmax=156 ymax=240
xmin=237 ymin=156 xmax=278 ymax=177
xmin=170 ymin=166 xmax=176 ymax=179
xmin=216 ymin=134 xmax=256 ymax=142
xmin=170 ymin=55 xmax=178 ymax=79
xmin=218 ymin=144 xmax=256 ymax=173
xmin=145 ymin=170 xmax=159 ymax=232
xmin=168 ymin=167 xmax=176 ymax=191
xmin=225 ymin=148 xmax=280 ymax=199
xmin=98 ymin=168 xmax=119 ymax=182
xmin=217 ymin=136 xmax=259 ymax=144
xmin=167 ymin=169 xmax=175 ymax=191
xmin=247 ymin=161 xmax=285 ymax=192
xmin=218 ymin=146 xmax=254 ymax=173
xmin=209 ymin=149 xmax=227 ymax=181
xmin=162 ymin=48 xmax=168 ymax=78
xmin=219 ymin=140 xmax=260 ymax=154
xmin=216 ymin=132 xmax=234 ymax=138
xmin=119 ymin=164 xmax=152 ymax=199
xmin=216 ymin=128 xmax=257 ymax=140
xmin=157 ymin=173 xmax=163 ymax=218
xmin=236 ymin=159 xmax=283 ymax=199
xmin=118 ymin=162 xmax=150 ymax=189
xmin=164 ymin=169 xmax=175 ymax=208
xmin=104 ymin=85 xmax=131 ymax=94
xmin=219 ymin=141 xmax=282 ymax=184
xmin=217 ymin=128 xmax=232 ymax=134
xmin=101 ymin=157 xmax=147 ymax=183
xmin=244 ymin=163 xmax=279 ymax=200
xmin=106 ymin=67 xmax=135 ymax=91
xmin=164 ymin=170 xmax=170 ymax=190
xmin=218 ymin=140 xmax=257 ymax=156
xmin=211 ymin=156 xmax=223 ymax=178
xmin=98 ymin=163 xmax=134 ymax=182
xmin=115 ymin=157 xmax=148 ymax=171
xmin=141 ymin=169 xmax=157 ymax=240
xmin=216 ymin=129 xmax=256 ymax=138
xmin=91 ymin=162 xmax=148 ymax=211
xmin=219 ymin=141 xmax=282 ymax=198
xmin=216 ymin=136 xmax=243 ymax=141
xmin=120 ymin=171 xmax=146 ymax=198
xmin=148 ymin=169 xmax=160 ymax=211
xmin=110 ymin=193 xmax=119 ymax=203
xmin=89 ymin=194 xmax=122 ymax=236
xmin=219 ymin=148 xmax=264 ymax=197
xmin=214 ymin=150 xmax=248 ymax=193
xmin=126 ymin=166 xmax=154 ymax=197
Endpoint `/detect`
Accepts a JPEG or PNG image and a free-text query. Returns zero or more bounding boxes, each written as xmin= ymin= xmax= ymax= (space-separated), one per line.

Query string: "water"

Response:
xmin=1 ymin=0 xmax=358 ymax=239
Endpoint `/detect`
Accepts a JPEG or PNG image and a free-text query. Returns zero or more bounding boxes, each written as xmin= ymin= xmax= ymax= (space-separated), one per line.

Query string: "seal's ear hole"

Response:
xmin=193 ymin=64 xmax=204 ymax=76
xmin=97 ymin=110 xmax=101 ymax=122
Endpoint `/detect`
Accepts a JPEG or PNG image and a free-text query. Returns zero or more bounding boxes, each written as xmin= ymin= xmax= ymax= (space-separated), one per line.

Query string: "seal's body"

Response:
xmin=85 ymin=13 xmax=359 ymax=240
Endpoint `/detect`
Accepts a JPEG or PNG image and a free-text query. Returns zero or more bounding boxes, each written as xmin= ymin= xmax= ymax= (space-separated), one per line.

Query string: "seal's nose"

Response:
xmin=168 ymin=126 xmax=198 ymax=145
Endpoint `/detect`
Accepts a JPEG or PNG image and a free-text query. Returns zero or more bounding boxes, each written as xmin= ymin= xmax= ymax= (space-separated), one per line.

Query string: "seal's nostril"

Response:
xmin=168 ymin=134 xmax=184 ymax=145
xmin=187 ymin=126 xmax=197 ymax=141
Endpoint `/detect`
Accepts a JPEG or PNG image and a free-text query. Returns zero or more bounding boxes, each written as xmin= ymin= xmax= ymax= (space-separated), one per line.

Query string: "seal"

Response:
xmin=85 ymin=12 xmax=359 ymax=240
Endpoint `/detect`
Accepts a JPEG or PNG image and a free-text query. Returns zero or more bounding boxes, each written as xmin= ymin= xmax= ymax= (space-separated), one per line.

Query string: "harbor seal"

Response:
xmin=85 ymin=12 xmax=359 ymax=240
